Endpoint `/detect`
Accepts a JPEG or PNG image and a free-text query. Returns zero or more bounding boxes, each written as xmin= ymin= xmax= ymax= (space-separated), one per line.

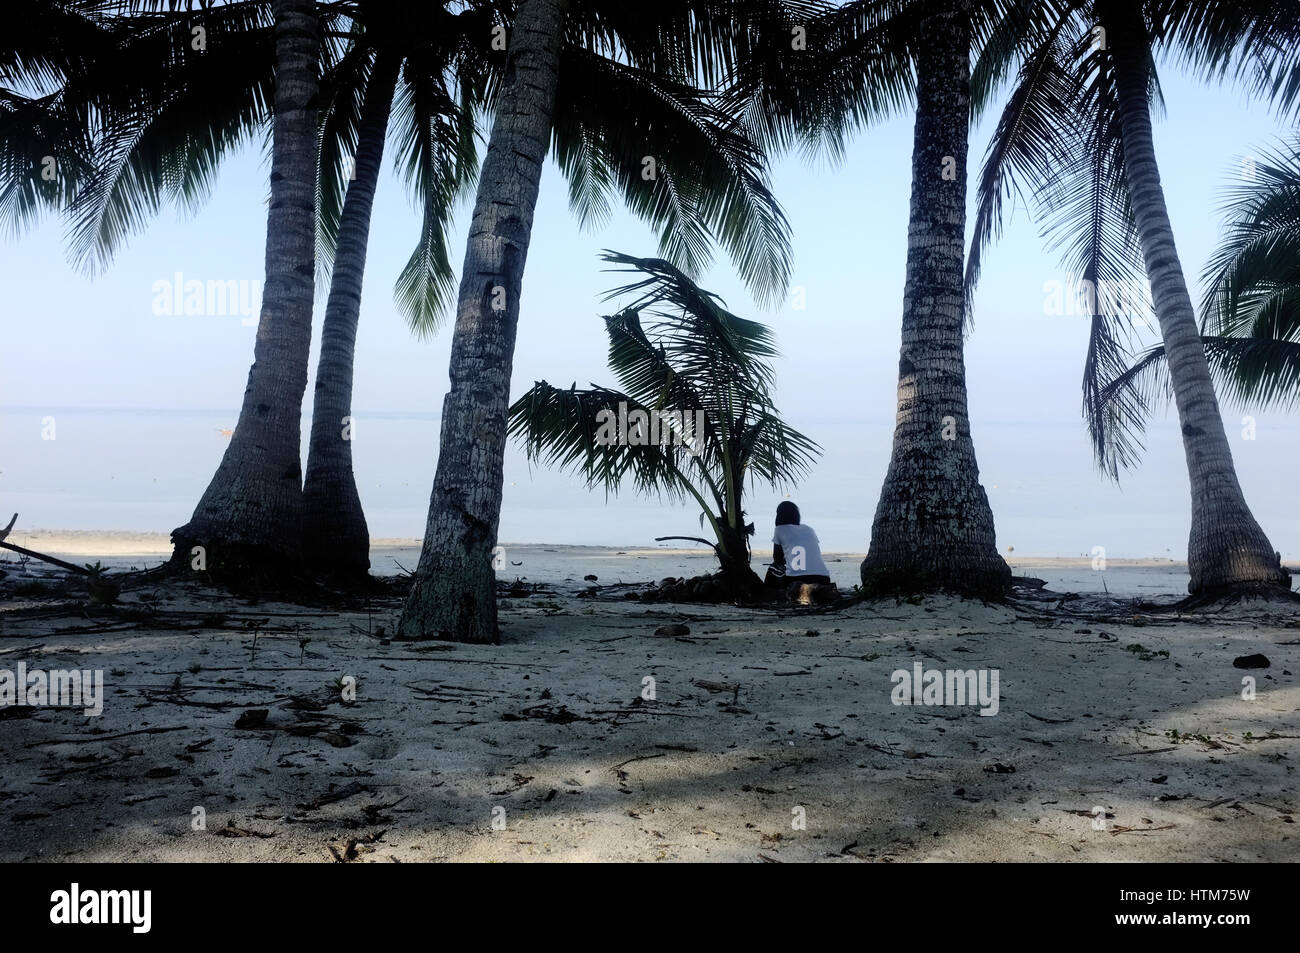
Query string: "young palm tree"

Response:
xmin=1100 ymin=137 xmax=1300 ymax=419
xmin=509 ymin=252 xmax=820 ymax=593
xmin=396 ymin=0 xmax=797 ymax=641
xmin=968 ymin=0 xmax=1297 ymax=594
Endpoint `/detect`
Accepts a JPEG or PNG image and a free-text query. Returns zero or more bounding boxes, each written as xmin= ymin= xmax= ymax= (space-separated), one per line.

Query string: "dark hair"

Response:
xmin=775 ymin=501 xmax=800 ymax=526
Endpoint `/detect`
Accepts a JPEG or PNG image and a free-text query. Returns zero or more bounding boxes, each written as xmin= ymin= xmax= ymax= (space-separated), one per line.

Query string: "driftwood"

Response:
xmin=654 ymin=535 xmax=719 ymax=553
xmin=0 ymin=540 xmax=88 ymax=576
xmin=25 ymin=725 xmax=189 ymax=747
xmin=0 ymin=514 xmax=124 ymax=604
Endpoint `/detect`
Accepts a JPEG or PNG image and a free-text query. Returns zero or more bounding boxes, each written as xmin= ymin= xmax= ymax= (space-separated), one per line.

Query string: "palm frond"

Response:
xmin=509 ymin=252 xmax=820 ymax=560
xmin=315 ymin=37 xmax=372 ymax=291
xmin=508 ymin=382 xmax=711 ymax=503
xmin=722 ymin=0 xmax=916 ymax=162
xmin=1201 ymin=136 xmax=1300 ymax=337
xmin=57 ymin=2 xmax=277 ymax=272
xmin=553 ymin=49 xmax=792 ymax=306
xmin=965 ymin=15 xmax=1079 ymax=311
xmin=389 ymin=50 xmax=479 ymax=338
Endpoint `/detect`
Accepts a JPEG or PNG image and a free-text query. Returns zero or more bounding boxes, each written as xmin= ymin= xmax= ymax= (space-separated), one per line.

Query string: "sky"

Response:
xmin=1 ymin=54 xmax=1296 ymax=559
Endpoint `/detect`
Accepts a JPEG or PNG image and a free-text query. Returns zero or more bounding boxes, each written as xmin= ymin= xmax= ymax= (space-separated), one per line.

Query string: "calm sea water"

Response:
xmin=2 ymin=406 xmax=1295 ymax=568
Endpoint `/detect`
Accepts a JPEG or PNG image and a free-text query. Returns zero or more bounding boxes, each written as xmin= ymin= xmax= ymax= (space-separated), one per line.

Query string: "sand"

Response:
xmin=1 ymin=542 xmax=1297 ymax=863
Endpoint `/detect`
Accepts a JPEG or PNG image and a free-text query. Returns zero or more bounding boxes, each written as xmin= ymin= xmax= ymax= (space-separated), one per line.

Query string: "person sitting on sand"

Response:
xmin=765 ymin=501 xmax=831 ymax=587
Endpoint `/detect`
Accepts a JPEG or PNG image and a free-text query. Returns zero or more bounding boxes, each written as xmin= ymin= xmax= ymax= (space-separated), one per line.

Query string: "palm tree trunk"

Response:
xmin=860 ymin=0 xmax=1010 ymax=599
xmin=170 ymin=0 xmax=318 ymax=583
xmin=301 ymin=52 xmax=401 ymax=581
xmin=1101 ymin=0 xmax=1289 ymax=594
xmin=397 ymin=0 xmax=570 ymax=642
xmin=716 ymin=521 xmax=761 ymax=593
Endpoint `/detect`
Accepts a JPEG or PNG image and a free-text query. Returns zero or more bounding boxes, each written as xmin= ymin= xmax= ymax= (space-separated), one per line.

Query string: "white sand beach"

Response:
xmin=1 ymin=540 xmax=1296 ymax=863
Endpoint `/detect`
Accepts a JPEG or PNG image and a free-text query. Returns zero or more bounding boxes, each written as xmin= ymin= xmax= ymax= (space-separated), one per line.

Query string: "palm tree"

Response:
xmin=968 ymin=0 xmax=1296 ymax=594
xmin=1100 ymin=136 xmax=1300 ymax=420
xmin=3 ymin=1 xmax=492 ymax=582
xmin=857 ymin=0 xmax=1012 ymax=599
xmin=169 ymin=0 xmax=320 ymax=582
xmin=509 ymin=252 xmax=820 ymax=592
xmin=301 ymin=4 xmax=494 ymax=579
xmin=727 ymin=0 xmax=1046 ymax=599
xmin=396 ymin=0 xmax=796 ymax=642
xmin=1 ymin=0 xmax=319 ymax=581
xmin=299 ymin=47 xmax=399 ymax=580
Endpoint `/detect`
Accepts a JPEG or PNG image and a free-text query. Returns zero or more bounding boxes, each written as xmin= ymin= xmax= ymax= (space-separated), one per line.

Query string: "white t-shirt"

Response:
xmin=772 ymin=524 xmax=830 ymax=578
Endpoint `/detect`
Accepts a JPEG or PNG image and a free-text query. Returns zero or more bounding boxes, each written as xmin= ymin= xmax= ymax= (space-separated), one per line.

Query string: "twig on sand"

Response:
xmin=589 ymin=707 xmax=703 ymax=718
xmin=362 ymin=655 xmax=552 ymax=668
xmin=610 ymin=753 xmax=666 ymax=771
xmin=25 ymin=724 xmax=189 ymax=747
xmin=0 ymin=643 xmax=44 ymax=655
xmin=1109 ymin=746 xmax=1178 ymax=758
xmin=296 ymin=781 xmax=372 ymax=811
xmin=1199 ymin=797 xmax=1237 ymax=810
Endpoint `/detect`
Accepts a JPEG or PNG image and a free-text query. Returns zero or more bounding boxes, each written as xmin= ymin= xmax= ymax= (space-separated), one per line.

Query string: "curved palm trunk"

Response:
xmin=1101 ymin=0 xmax=1289 ymax=594
xmin=860 ymin=1 xmax=1010 ymax=600
xmin=301 ymin=53 xmax=401 ymax=581
xmin=397 ymin=0 xmax=570 ymax=642
xmin=170 ymin=0 xmax=318 ymax=583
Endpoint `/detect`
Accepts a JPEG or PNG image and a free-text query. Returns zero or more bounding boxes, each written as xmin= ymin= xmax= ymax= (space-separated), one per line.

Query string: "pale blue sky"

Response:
xmin=1 ymin=60 xmax=1296 ymax=558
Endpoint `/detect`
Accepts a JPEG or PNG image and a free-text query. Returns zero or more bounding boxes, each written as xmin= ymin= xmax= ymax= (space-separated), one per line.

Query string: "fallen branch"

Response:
xmin=610 ymin=753 xmax=666 ymax=771
xmin=25 ymin=724 xmax=189 ymax=747
xmin=0 ymin=539 xmax=89 ymax=576
xmin=1108 ymin=746 xmax=1178 ymax=759
xmin=654 ymin=536 xmax=720 ymax=554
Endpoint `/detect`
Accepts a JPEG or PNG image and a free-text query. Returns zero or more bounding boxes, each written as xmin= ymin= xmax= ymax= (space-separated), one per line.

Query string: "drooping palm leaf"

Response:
xmin=722 ymin=0 xmax=916 ymax=162
xmin=1100 ymin=134 xmax=1300 ymax=418
xmin=966 ymin=8 xmax=1160 ymax=478
xmin=552 ymin=48 xmax=793 ymax=306
xmin=390 ymin=47 xmax=481 ymax=337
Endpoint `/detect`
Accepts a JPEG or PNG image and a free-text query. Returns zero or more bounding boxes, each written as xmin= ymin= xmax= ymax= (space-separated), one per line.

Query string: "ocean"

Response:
xmin=2 ymin=405 xmax=1295 ymax=572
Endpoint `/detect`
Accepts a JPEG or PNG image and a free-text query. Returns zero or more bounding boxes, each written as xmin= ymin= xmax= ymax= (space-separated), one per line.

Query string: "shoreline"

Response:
xmin=0 ymin=529 xmax=1236 ymax=568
